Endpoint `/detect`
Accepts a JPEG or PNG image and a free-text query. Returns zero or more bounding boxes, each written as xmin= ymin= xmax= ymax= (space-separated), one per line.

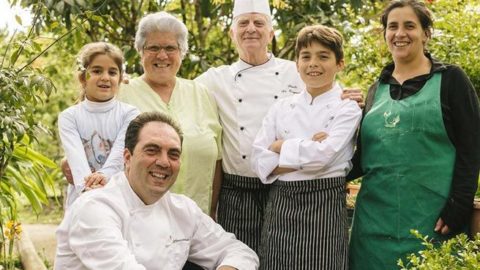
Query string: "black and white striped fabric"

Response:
xmin=217 ymin=173 xmax=270 ymax=253
xmin=259 ymin=177 xmax=348 ymax=270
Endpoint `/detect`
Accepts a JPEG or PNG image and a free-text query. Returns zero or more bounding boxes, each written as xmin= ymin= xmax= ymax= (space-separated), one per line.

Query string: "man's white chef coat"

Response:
xmin=196 ymin=55 xmax=304 ymax=177
xmin=55 ymin=172 xmax=259 ymax=270
xmin=250 ymin=84 xmax=362 ymax=183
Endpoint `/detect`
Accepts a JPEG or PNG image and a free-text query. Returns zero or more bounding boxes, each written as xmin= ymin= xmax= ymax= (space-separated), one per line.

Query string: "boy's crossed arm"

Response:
xmin=268 ymin=132 xmax=328 ymax=175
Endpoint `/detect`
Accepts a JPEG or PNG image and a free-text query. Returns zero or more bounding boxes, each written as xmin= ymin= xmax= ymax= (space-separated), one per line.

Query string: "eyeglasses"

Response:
xmin=143 ymin=44 xmax=179 ymax=55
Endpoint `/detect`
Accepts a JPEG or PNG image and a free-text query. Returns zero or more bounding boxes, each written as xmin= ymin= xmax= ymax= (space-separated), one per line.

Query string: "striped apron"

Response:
xmin=217 ymin=173 xmax=270 ymax=253
xmin=260 ymin=177 xmax=348 ymax=270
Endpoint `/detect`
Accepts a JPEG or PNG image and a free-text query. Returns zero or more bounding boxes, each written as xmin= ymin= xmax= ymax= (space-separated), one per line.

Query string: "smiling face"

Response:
xmin=81 ymin=54 xmax=121 ymax=102
xmin=296 ymin=42 xmax=344 ymax=97
xmin=124 ymin=121 xmax=182 ymax=205
xmin=385 ymin=6 xmax=429 ymax=64
xmin=141 ymin=31 xmax=181 ymax=86
xmin=230 ymin=13 xmax=274 ymax=59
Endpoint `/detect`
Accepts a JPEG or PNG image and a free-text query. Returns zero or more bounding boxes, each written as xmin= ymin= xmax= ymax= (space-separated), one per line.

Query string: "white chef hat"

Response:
xmin=233 ymin=0 xmax=271 ymax=18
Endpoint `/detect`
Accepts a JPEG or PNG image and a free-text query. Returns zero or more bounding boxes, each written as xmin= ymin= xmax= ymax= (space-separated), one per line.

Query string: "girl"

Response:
xmin=58 ymin=42 xmax=140 ymax=207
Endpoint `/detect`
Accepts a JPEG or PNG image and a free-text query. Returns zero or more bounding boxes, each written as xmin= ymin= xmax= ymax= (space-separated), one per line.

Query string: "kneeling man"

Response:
xmin=55 ymin=112 xmax=259 ymax=270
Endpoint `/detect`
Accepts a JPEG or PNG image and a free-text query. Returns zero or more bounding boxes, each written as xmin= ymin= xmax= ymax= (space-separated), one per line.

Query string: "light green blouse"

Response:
xmin=118 ymin=76 xmax=222 ymax=213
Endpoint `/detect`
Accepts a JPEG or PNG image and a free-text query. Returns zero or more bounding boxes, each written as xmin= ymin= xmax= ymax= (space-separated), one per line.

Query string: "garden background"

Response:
xmin=0 ymin=0 xmax=479 ymax=269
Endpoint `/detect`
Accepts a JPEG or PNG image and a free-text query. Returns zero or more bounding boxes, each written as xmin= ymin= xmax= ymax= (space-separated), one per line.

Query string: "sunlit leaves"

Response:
xmin=398 ymin=230 xmax=480 ymax=269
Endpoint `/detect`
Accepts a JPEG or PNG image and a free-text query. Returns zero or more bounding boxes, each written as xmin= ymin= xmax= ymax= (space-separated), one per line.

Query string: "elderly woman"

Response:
xmin=117 ymin=12 xmax=222 ymax=217
xmin=348 ymin=1 xmax=480 ymax=269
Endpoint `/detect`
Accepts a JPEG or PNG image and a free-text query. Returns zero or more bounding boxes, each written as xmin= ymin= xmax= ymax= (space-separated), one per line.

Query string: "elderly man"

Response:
xmin=54 ymin=112 xmax=259 ymax=270
xmin=195 ymin=0 xmax=304 ymax=253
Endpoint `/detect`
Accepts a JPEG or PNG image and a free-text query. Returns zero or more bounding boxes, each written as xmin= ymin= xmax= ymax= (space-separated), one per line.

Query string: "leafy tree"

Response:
xmin=0 ymin=3 xmax=64 ymax=267
xmin=429 ymin=0 xmax=480 ymax=96
xmin=11 ymin=0 xmax=373 ymax=77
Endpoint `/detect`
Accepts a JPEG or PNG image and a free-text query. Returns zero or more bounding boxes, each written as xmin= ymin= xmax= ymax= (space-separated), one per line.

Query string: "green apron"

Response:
xmin=349 ymin=73 xmax=455 ymax=270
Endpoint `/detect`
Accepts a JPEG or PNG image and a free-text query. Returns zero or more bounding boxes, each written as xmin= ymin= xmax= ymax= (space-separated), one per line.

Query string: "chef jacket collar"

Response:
xmin=119 ymin=172 xmax=164 ymax=211
xmin=301 ymin=82 xmax=342 ymax=105
xmin=232 ymin=52 xmax=277 ymax=74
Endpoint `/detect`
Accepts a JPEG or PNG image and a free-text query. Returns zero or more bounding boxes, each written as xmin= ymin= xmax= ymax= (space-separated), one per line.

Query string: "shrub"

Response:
xmin=398 ymin=230 xmax=480 ymax=270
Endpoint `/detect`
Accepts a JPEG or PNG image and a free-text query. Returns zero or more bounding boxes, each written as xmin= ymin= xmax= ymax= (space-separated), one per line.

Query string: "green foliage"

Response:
xmin=0 ymin=45 xmax=55 ymax=178
xmin=3 ymin=141 xmax=58 ymax=212
xmin=341 ymin=1 xmax=389 ymax=90
xmin=428 ymin=0 xmax=480 ymax=96
xmin=398 ymin=230 xmax=480 ymax=270
xmin=11 ymin=0 xmax=374 ymax=78
xmin=341 ymin=0 xmax=480 ymax=95
xmin=0 ymin=2 xmax=65 ymax=267
xmin=0 ymin=139 xmax=58 ymax=270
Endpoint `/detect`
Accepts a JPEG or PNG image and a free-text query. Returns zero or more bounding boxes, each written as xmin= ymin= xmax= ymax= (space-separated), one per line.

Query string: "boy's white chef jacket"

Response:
xmin=251 ymin=84 xmax=362 ymax=183
xmin=55 ymin=172 xmax=259 ymax=270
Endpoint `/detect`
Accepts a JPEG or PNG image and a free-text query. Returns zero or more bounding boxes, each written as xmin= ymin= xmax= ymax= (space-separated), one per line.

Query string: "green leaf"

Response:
xmin=55 ymin=1 xmax=65 ymax=13
xmin=13 ymin=145 xmax=57 ymax=168
xmin=31 ymin=41 xmax=42 ymax=52
xmin=75 ymin=0 xmax=86 ymax=7
xmin=15 ymin=15 xmax=22 ymax=26
xmin=10 ymin=49 xmax=20 ymax=66
xmin=64 ymin=0 xmax=75 ymax=6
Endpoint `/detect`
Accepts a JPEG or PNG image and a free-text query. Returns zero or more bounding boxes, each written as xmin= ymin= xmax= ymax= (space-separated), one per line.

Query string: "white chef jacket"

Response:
xmin=196 ymin=55 xmax=305 ymax=177
xmin=251 ymin=84 xmax=362 ymax=183
xmin=58 ymin=98 xmax=140 ymax=206
xmin=55 ymin=172 xmax=259 ymax=270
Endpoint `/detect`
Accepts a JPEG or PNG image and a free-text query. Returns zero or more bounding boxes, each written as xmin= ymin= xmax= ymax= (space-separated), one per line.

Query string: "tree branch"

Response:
xmin=18 ymin=22 xmax=84 ymax=72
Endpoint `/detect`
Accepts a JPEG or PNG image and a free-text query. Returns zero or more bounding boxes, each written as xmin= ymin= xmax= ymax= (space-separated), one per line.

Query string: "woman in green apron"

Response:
xmin=348 ymin=1 xmax=480 ymax=269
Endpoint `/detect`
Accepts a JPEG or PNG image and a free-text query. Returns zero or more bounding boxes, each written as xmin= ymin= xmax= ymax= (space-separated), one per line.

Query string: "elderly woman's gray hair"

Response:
xmin=135 ymin=11 xmax=189 ymax=58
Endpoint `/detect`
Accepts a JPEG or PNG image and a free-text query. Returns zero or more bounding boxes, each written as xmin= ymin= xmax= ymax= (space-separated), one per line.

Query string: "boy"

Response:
xmin=250 ymin=25 xmax=362 ymax=269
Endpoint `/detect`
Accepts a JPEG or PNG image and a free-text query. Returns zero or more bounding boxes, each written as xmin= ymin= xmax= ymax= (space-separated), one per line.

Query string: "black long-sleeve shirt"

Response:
xmin=348 ymin=54 xmax=480 ymax=232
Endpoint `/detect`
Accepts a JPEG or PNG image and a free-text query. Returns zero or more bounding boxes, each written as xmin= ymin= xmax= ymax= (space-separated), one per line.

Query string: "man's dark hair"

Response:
xmin=125 ymin=112 xmax=183 ymax=153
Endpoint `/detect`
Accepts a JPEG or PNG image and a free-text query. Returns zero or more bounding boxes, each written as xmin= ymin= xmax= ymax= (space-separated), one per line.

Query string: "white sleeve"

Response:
xmin=58 ymin=110 xmax=91 ymax=193
xmin=250 ymin=103 xmax=281 ymax=184
xmin=194 ymin=70 xmax=214 ymax=91
xmin=279 ymin=101 xmax=362 ymax=169
xmin=98 ymin=106 xmax=140 ymax=178
xmin=68 ymin=199 xmax=146 ymax=270
xmin=187 ymin=201 xmax=259 ymax=270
